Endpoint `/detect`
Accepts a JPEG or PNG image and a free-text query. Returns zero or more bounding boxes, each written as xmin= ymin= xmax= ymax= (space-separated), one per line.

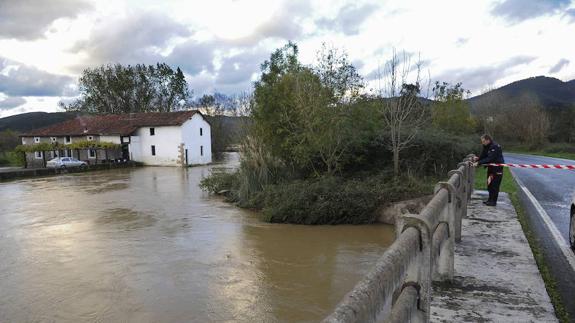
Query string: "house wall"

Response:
xmin=181 ymin=114 xmax=212 ymax=165
xmin=21 ymin=135 xmax=108 ymax=145
xmin=100 ymin=135 xmax=121 ymax=144
xmin=131 ymin=126 xmax=182 ymax=166
xmin=21 ymin=134 xmax=123 ymax=168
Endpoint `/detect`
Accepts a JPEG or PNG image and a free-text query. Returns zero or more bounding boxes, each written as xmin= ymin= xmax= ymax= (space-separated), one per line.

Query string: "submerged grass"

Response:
xmin=474 ymin=166 xmax=570 ymax=322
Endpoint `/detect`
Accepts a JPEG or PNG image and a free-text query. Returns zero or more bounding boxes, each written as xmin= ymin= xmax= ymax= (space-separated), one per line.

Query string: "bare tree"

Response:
xmin=376 ymin=50 xmax=428 ymax=177
xmin=499 ymin=93 xmax=549 ymax=146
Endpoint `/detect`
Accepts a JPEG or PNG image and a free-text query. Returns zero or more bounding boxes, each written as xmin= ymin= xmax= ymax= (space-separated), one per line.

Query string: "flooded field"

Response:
xmin=0 ymin=154 xmax=395 ymax=322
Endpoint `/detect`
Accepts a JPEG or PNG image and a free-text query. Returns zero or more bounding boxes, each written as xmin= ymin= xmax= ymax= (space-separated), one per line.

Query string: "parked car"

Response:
xmin=571 ymin=194 xmax=575 ymax=249
xmin=46 ymin=157 xmax=87 ymax=169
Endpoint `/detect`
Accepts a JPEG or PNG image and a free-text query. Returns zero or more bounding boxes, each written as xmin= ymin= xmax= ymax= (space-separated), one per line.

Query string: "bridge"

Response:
xmin=323 ymin=155 xmax=556 ymax=322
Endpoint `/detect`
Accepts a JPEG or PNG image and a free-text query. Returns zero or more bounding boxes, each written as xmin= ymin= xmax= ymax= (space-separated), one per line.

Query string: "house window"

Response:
xmin=65 ymin=136 xmax=71 ymax=143
xmin=151 ymin=145 xmax=156 ymax=156
xmin=150 ymin=128 xmax=155 ymax=136
xmin=34 ymin=137 xmax=40 ymax=143
xmin=200 ymin=145 xmax=203 ymax=156
xmin=51 ymin=137 xmax=57 ymax=143
xmin=200 ymin=128 xmax=203 ymax=136
xmin=87 ymin=136 xmax=94 ymax=141
xmin=35 ymin=151 xmax=43 ymax=159
xmin=89 ymin=149 xmax=96 ymax=158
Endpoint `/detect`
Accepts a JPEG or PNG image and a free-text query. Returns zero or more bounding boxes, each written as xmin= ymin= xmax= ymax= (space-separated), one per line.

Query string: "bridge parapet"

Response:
xmin=323 ymin=155 xmax=475 ymax=323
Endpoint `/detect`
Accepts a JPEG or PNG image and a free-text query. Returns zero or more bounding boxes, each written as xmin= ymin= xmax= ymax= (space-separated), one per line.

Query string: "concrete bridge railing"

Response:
xmin=323 ymin=155 xmax=476 ymax=323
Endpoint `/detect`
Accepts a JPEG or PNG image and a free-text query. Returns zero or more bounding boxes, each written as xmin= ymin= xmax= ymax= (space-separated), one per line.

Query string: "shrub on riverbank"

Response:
xmin=261 ymin=174 xmax=431 ymax=224
xmin=201 ymin=169 xmax=434 ymax=224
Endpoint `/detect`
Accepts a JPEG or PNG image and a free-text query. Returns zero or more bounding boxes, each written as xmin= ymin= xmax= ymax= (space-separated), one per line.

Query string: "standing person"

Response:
xmin=473 ymin=134 xmax=504 ymax=206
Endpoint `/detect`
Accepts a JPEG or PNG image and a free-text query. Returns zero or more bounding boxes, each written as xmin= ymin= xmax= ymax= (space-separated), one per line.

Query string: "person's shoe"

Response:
xmin=485 ymin=201 xmax=497 ymax=206
xmin=482 ymin=200 xmax=490 ymax=205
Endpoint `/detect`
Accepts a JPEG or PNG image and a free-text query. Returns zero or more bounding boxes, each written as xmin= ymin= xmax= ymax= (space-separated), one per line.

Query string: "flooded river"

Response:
xmin=0 ymin=154 xmax=394 ymax=322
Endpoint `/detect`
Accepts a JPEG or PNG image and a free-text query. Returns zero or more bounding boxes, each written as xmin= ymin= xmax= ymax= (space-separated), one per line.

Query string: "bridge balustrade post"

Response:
xmin=465 ymin=155 xmax=476 ymax=199
xmin=433 ymin=183 xmax=456 ymax=280
xmin=396 ymin=214 xmax=433 ymax=323
xmin=457 ymin=162 xmax=471 ymax=219
xmin=448 ymin=170 xmax=465 ymax=242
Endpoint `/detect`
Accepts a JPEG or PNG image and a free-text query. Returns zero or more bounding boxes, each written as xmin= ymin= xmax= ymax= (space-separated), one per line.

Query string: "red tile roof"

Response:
xmin=23 ymin=111 xmax=201 ymax=136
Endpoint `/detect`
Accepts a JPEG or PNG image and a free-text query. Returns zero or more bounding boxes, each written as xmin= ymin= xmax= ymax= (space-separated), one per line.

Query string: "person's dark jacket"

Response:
xmin=478 ymin=141 xmax=504 ymax=174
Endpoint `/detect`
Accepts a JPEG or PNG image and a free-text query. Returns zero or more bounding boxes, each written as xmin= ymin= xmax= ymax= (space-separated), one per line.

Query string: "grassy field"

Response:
xmin=473 ymin=165 xmax=569 ymax=322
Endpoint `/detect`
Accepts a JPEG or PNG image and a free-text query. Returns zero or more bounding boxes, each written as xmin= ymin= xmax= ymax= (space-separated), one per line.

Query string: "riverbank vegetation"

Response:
xmin=201 ymin=43 xmax=477 ymax=224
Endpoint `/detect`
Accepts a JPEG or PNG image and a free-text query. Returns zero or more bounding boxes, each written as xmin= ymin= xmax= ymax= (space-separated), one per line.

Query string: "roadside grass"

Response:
xmin=506 ymin=142 xmax=575 ymax=161
xmin=508 ymin=150 xmax=575 ymax=161
xmin=474 ymin=166 xmax=570 ymax=323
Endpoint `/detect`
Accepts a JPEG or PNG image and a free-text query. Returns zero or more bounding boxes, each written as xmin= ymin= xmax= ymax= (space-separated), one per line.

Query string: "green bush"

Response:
xmin=199 ymin=169 xmax=239 ymax=195
xmin=541 ymin=143 xmax=575 ymax=154
xmin=345 ymin=128 xmax=476 ymax=178
xmin=0 ymin=151 xmax=25 ymax=166
xmin=401 ymin=129 xmax=477 ymax=176
xmin=260 ymin=173 xmax=432 ymax=224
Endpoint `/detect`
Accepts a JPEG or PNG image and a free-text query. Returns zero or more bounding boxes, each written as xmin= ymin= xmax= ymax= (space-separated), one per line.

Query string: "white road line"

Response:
xmin=511 ymin=170 xmax=575 ymax=271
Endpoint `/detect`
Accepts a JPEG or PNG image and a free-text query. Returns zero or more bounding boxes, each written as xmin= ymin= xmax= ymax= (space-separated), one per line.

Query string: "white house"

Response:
xmin=21 ymin=111 xmax=212 ymax=167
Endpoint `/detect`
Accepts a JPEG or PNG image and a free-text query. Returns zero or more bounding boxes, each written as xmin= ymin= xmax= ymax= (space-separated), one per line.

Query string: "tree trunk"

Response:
xmin=393 ymin=147 xmax=399 ymax=178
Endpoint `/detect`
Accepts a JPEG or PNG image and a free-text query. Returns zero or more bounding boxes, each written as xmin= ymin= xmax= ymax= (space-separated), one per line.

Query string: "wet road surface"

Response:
xmin=504 ymin=153 xmax=575 ymax=319
xmin=0 ymin=154 xmax=395 ymax=323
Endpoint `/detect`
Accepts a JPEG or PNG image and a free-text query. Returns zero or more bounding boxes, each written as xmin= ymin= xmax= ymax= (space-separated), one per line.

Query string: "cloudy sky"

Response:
xmin=1 ymin=0 xmax=574 ymax=117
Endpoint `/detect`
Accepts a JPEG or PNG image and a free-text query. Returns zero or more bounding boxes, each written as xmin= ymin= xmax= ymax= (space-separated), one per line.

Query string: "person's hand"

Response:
xmin=472 ymin=156 xmax=479 ymax=162
xmin=472 ymin=162 xmax=478 ymax=167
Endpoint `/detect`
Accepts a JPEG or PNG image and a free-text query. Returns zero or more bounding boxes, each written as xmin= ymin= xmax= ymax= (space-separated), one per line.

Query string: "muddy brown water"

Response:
xmin=0 ymin=153 xmax=395 ymax=322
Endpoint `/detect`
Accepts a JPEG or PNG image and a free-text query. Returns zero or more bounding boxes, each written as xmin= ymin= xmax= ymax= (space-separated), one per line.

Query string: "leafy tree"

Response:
xmin=63 ymin=63 xmax=189 ymax=114
xmin=431 ymin=81 xmax=475 ymax=134
xmin=251 ymin=42 xmax=367 ymax=175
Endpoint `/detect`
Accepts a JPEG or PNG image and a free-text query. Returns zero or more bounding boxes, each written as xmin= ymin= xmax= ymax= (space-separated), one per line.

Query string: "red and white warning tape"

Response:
xmin=487 ymin=163 xmax=575 ymax=170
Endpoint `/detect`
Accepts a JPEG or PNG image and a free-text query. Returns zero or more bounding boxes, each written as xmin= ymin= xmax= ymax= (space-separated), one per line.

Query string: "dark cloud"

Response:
xmin=491 ymin=0 xmax=571 ymax=23
xmin=549 ymin=58 xmax=570 ymax=73
xmin=0 ymin=96 xmax=26 ymax=110
xmin=228 ymin=1 xmax=311 ymax=46
xmin=167 ymin=40 xmax=217 ymax=75
xmin=0 ymin=57 xmax=74 ymax=96
xmin=0 ymin=0 xmax=92 ymax=40
xmin=565 ymin=8 xmax=575 ymax=22
xmin=215 ymin=50 xmax=268 ymax=85
xmin=316 ymin=3 xmax=379 ymax=35
xmin=434 ymin=56 xmax=536 ymax=92
xmin=70 ymin=11 xmax=190 ymax=67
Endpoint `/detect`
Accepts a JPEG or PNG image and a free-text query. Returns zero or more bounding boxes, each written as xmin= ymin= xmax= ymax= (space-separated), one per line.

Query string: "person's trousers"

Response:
xmin=487 ymin=172 xmax=503 ymax=203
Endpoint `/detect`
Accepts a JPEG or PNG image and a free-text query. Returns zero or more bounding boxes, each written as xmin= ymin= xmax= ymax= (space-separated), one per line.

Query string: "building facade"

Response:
xmin=21 ymin=111 xmax=212 ymax=168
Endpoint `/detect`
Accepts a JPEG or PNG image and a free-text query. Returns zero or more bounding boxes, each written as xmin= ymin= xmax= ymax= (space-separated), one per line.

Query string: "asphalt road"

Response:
xmin=504 ymin=152 xmax=575 ymax=319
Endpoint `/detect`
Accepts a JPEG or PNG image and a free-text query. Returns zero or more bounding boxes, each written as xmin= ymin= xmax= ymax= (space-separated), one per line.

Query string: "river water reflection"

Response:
xmin=0 ymin=153 xmax=395 ymax=322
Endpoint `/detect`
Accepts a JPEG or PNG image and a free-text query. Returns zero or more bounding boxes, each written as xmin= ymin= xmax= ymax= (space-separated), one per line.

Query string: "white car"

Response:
xmin=46 ymin=157 xmax=87 ymax=169
xmin=571 ymin=195 xmax=575 ymax=249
